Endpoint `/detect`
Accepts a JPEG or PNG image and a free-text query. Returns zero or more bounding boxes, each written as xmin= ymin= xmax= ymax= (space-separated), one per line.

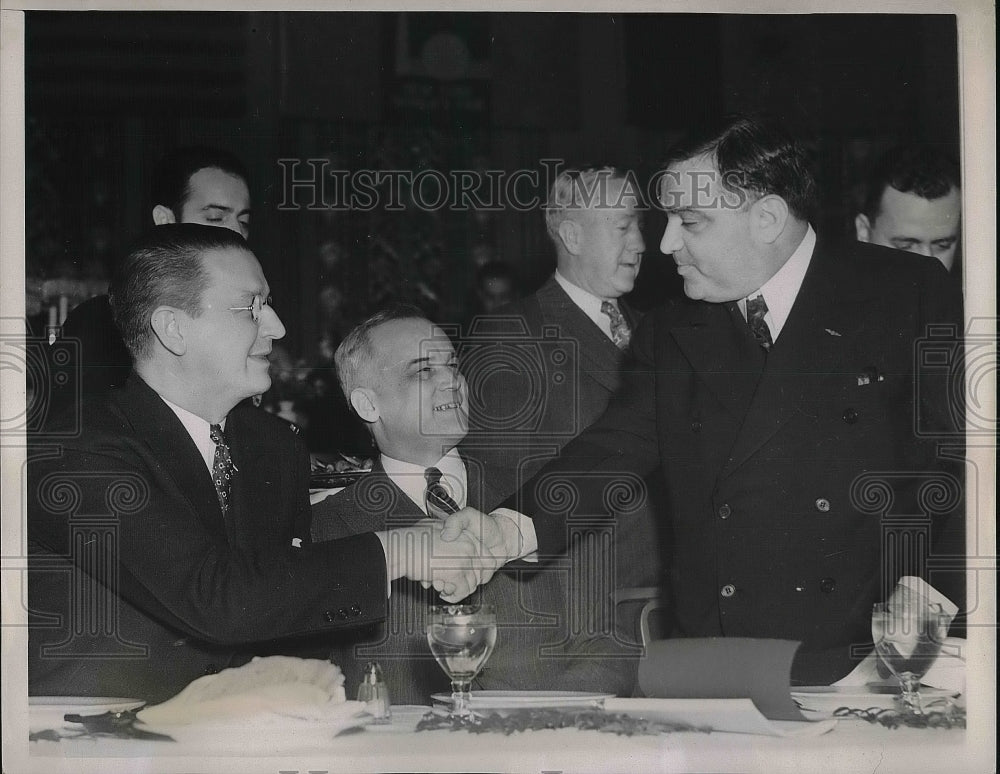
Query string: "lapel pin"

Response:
xmin=857 ymin=366 xmax=883 ymax=386
xmin=825 ymin=328 xmax=842 ymax=337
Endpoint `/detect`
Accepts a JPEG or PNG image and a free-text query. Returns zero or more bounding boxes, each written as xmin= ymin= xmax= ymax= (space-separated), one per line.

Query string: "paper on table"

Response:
xmin=638 ymin=638 xmax=811 ymax=721
xmin=604 ymin=698 xmax=837 ymax=737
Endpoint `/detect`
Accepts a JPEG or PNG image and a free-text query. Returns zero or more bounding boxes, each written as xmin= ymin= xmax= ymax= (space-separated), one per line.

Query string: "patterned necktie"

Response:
xmin=424 ymin=466 xmax=461 ymax=518
xmin=745 ymin=294 xmax=773 ymax=351
xmin=600 ymin=301 xmax=631 ymax=350
xmin=209 ymin=424 xmax=237 ymax=520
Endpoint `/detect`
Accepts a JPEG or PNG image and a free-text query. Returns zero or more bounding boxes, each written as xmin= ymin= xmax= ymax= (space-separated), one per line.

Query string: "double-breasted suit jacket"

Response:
xmin=506 ymin=241 xmax=965 ymax=684
xmin=28 ymin=375 xmax=387 ymax=703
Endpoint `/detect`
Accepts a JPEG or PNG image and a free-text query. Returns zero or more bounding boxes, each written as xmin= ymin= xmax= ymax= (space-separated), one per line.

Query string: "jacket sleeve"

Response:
xmin=28 ymin=431 xmax=388 ymax=647
xmin=500 ymin=309 xmax=663 ymax=557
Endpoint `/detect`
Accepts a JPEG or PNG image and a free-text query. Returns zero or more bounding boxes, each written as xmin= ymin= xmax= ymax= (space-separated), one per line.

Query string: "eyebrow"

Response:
xmin=201 ymin=203 xmax=252 ymax=216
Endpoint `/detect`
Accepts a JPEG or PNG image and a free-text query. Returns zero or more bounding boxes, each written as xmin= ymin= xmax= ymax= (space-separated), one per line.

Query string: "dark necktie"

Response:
xmin=209 ymin=423 xmax=237 ymax=519
xmin=424 ymin=466 xmax=461 ymax=518
xmin=745 ymin=294 xmax=773 ymax=351
xmin=600 ymin=301 xmax=632 ymax=350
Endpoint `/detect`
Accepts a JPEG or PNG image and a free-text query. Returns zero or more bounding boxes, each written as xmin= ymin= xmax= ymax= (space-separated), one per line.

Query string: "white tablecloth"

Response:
xmin=14 ymin=703 xmax=985 ymax=774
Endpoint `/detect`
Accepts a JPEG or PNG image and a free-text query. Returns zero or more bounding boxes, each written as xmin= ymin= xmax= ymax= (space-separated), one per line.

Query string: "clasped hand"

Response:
xmin=388 ymin=507 xmax=513 ymax=602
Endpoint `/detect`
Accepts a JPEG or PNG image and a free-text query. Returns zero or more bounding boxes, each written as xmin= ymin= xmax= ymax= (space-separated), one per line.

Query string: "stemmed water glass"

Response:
xmin=426 ymin=604 xmax=497 ymax=718
xmin=871 ymin=599 xmax=949 ymax=715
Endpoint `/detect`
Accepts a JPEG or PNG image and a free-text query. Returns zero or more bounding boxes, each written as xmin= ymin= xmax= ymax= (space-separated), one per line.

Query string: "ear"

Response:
xmin=149 ymin=306 xmax=185 ymax=356
xmin=152 ymin=205 xmax=177 ymax=227
xmin=349 ymin=388 xmax=379 ymax=424
xmin=557 ymin=218 xmax=582 ymax=255
xmin=752 ymin=195 xmax=790 ymax=244
xmin=854 ymin=213 xmax=872 ymax=242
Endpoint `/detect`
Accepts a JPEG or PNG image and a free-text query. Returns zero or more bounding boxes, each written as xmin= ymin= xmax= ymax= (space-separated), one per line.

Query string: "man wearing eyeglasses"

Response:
xmin=54 ymin=147 xmax=252 ymax=411
xmin=27 ymin=224 xmax=505 ymax=703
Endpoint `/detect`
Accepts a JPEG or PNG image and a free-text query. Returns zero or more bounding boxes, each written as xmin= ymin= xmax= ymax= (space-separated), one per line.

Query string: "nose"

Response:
xmin=258 ymin=304 xmax=286 ymax=340
xmin=660 ymin=216 xmax=684 ymax=255
xmin=629 ymin=221 xmax=646 ymax=253
xmin=913 ymin=244 xmax=934 ymax=258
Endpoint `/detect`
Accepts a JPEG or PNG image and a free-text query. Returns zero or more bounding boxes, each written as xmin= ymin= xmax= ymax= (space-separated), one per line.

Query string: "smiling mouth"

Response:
xmin=434 ymin=401 xmax=463 ymax=412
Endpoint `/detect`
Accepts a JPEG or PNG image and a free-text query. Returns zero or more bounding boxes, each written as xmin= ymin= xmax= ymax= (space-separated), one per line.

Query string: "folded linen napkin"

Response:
xmin=137 ymin=656 xmax=357 ymax=726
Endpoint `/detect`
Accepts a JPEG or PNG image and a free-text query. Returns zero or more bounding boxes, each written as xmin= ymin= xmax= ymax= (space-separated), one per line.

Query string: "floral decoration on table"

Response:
xmin=833 ymin=701 xmax=966 ymax=729
xmin=416 ymin=707 xmax=712 ymax=737
xmin=29 ymin=707 xmax=175 ymax=743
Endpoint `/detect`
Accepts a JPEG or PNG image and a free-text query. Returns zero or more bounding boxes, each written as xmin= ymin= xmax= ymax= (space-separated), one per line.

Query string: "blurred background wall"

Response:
xmin=24 ymin=10 xmax=959 ymax=367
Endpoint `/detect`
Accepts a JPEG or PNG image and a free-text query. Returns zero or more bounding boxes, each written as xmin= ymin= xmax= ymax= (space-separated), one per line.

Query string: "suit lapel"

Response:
xmin=352 ymin=464 xmax=425 ymax=531
xmin=670 ymin=300 xmax=764 ymax=420
xmin=537 ymin=278 xmax=625 ymax=394
xmin=720 ymin=240 xmax=877 ymax=479
xmin=117 ymin=375 xmax=226 ymax=538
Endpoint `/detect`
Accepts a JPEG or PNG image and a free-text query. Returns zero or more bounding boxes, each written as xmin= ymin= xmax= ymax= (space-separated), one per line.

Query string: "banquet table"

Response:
xmin=18 ymin=701 xmax=985 ymax=774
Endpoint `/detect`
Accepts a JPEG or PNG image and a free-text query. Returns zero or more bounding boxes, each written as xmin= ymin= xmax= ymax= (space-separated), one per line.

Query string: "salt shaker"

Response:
xmin=357 ymin=661 xmax=391 ymax=723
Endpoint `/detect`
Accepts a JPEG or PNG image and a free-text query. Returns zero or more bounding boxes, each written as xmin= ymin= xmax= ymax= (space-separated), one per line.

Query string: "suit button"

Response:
xmin=323 ymin=610 xmax=335 ymax=623
xmin=720 ymin=584 xmax=736 ymax=598
xmin=204 ymin=664 xmax=219 ymax=675
xmin=350 ymin=604 xmax=362 ymax=617
xmin=819 ymin=577 xmax=837 ymax=593
xmin=842 ymin=408 xmax=858 ymax=424
xmin=691 ymin=420 xmax=703 ymax=433
xmin=815 ymin=498 xmax=831 ymax=512
xmin=336 ymin=608 xmax=349 ymax=620
xmin=718 ymin=504 xmax=731 ymax=519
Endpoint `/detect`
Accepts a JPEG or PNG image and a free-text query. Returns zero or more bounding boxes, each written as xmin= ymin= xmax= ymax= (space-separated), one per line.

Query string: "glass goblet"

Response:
xmin=426 ymin=604 xmax=497 ymax=718
xmin=871 ymin=601 xmax=949 ymax=715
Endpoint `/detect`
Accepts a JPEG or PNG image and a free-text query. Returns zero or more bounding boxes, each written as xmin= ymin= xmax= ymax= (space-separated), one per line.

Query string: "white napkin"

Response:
xmin=835 ymin=577 xmax=964 ymax=693
xmin=138 ymin=656 xmax=353 ymax=726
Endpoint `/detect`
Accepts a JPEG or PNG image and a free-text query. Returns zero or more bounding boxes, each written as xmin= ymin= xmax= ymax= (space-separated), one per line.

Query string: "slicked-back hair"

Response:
xmin=861 ymin=145 xmax=961 ymax=221
xmin=335 ymin=304 xmax=430 ymax=405
xmin=543 ymin=165 xmax=636 ymax=243
xmin=109 ymin=223 xmax=251 ymax=362
xmin=151 ymin=146 xmax=249 ymax=219
xmin=662 ymin=114 xmax=818 ymax=221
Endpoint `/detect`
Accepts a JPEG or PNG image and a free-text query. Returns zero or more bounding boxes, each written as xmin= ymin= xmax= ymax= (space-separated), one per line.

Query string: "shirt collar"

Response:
xmin=380 ymin=447 xmax=467 ymax=515
xmin=553 ymin=270 xmax=618 ymax=341
xmin=738 ymin=224 xmax=816 ymax=341
xmin=160 ymin=396 xmax=225 ymax=473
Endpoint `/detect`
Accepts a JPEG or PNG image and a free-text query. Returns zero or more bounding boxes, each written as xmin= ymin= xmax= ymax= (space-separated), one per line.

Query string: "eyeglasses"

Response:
xmin=228 ymin=294 xmax=273 ymax=324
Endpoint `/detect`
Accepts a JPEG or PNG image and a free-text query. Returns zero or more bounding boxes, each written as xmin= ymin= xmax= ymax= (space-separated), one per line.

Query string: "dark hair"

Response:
xmin=109 ymin=223 xmax=251 ymax=361
xmin=662 ymin=114 xmax=818 ymax=221
xmin=334 ymin=304 xmax=430 ymax=401
xmin=151 ymin=146 xmax=249 ymax=218
xmin=861 ymin=145 xmax=961 ymax=221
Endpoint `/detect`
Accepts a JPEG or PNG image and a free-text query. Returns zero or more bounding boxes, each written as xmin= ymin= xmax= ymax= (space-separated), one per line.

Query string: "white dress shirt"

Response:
xmin=381 ymin=447 xmax=468 ymax=515
xmin=161 ymin=396 xmax=223 ymax=474
xmin=554 ymin=270 xmax=621 ymax=343
xmin=736 ymin=225 xmax=816 ymax=341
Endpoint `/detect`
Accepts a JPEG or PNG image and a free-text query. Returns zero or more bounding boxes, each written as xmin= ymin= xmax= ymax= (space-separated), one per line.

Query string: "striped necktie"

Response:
xmin=424 ymin=466 xmax=461 ymax=518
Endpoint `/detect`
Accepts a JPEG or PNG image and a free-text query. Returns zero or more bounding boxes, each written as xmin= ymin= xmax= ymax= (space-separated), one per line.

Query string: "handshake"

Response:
xmin=377 ymin=508 xmax=531 ymax=603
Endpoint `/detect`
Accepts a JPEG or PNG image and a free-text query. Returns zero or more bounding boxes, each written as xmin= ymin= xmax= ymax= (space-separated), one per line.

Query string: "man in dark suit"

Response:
xmin=464 ymin=165 xmax=663 ymax=646
xmin=451 ymin=116 xmax=965 ymax=685
xmin=312 ymin=307 xmax=634 ymax=703
xmin=54 ymin=147 xmax=253 ymax=410
xmin=27 ymin=226 xmax=501 ymax=702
